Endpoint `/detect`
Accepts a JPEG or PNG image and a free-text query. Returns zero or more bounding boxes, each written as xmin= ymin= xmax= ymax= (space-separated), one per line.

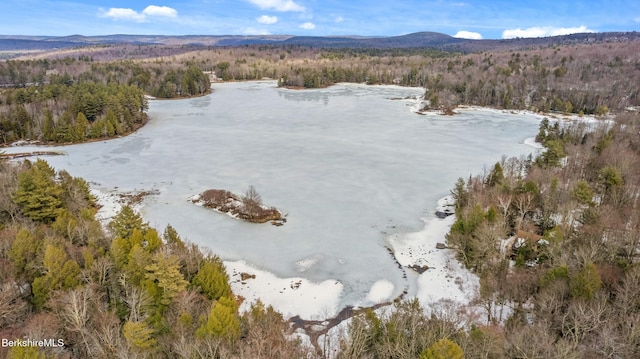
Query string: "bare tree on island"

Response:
xmin=242 ymin=185 xmax=263 ymax=217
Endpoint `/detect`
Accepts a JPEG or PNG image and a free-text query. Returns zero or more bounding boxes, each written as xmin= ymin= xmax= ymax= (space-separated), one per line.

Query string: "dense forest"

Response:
xmin=0 ymin=158 xmax=312 ymax=358
xmin=440 ymin=111 xmax=640 ymax=358
xmin=0 ymin=59 xmax=210 ymax=144
xmin=1 ymin=37 xmax=640 ymax=358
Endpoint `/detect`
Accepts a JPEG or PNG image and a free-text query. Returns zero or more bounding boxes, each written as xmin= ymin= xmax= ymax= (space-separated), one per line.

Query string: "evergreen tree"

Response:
xmin=192 ymin=256 xmax=231 ymax=301
xmin=42 ymin=110 xmax=55 ymax=141
xmin=196 ymin=296 xmax=240 ymax=340
xmin=144 ymin=251 xmax=188 ymax=306
xmin=486 ymin=162 xmax=504 ymax=187
xmin=451 ymin=177 xmax=469 ymax=213
xmin=420 ymin=338 xmax=464 ymax=359
xmin=13 ymin=159 xmax=63 ymax=223
xmin=571 ymin=180 xmax=594 ymax=205
xmin=537 ymin=139 xmax=565 ymax=167
xmin=571 ymin=262 xmax=602 ymax=300
xmin=109 ymin=205 xmax=146 ymax=239
xmin=75 ymin=112 xmax=89 ymax=140
xmin=8 ymin=228 xmax=42 ymax=282
xmin=163 ymin=224 xmax=185 ymax=249
xmin=123 ymin=321 xmax=157 ymax=351
xmin=32 ymin=244 xmax=81 ymax=309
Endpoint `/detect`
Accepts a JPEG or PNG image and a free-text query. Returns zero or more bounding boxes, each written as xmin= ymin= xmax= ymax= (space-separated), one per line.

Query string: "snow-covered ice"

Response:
xmin=1 ymin=81 xmax=541 ymax=320
xmin=365 ymin=280 xmax=395 ymax=303
xmin=388 ymin=196 xmax=479 ymax=308
xmin=226 ymin=260 xmax=343 ymax=320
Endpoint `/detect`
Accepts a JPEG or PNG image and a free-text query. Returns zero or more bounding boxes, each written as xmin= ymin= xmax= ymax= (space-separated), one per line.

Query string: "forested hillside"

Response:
xmin=154 ymin=41 xmax=639 ymax=115
xmin=0 ymin=158 xmax=310 ymax=358
xmin=434 ymin=111 xmax=640 ymax=358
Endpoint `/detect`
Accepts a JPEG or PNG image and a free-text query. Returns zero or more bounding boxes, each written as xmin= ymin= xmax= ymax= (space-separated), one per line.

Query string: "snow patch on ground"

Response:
xmin=91 ymin=187 xmax=145 ymax=227
xmin=524 ymin=137 xmax=544 ymax=149
xmin=225 ymin=260 xmax=344 ymax=321
xmin=387 ymin=196 xmax=480 ymax=309
xmin=365 ymin=280 xmax=395 ymax=303
xmin=91 ymin=188 xmax=124 ymax=225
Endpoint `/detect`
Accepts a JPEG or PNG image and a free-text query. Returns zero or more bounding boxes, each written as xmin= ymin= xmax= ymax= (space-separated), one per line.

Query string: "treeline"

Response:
xmin=7 ymin=40 xmax=639 ymax=118
xmin=419 ymin=44 xmax=640 ymax=115
xmin=0 ymin=58 xmax=210 ymax=99
xmin=0 ymin=158 xmax=311 ymax=358
xmin=0 ymin=81 xmax=146 ymax=144
xmin=0 ymin=58 xmax=210 ymax=144
xmin=163 ymin=41 xmax=640 ymax=113
xmin=442 ymin=111 xmax=640 ymax=357
xmin=133 ymin=45 xmax=450 ymax=87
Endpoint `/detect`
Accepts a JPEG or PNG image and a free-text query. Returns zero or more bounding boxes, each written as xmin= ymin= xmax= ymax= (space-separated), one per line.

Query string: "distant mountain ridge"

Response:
xmin=1 ymin=31 xmax=639 ymax=53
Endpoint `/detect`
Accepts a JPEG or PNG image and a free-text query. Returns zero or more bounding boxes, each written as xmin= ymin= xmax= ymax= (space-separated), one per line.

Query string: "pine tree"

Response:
xmin=32 ymin=244 xmax=81 ymax=309
xmin=420 ymin=338 xmax=464 ymax=359
xmin=451 ymin=177 xmax=468 ymax=213
xmin=8 ymin=228 xmax=42 ymax=282
xmin=192 ymin=257 xmax=231 ymax=301
xmin=486 ymin=162 xmax=505 ymax=187
xmin=196 ymin=296 xmax=240 ymax=339
xmin=571 ymin=262 xmax=602 ymax=300
xmin=144 ymin=251 xmax=188 ymax=306
xmin=75 ymin=112 xmax=89 ymax=140
xmin=109 ymin=205 xmax=146 ymax=239
xmin=42 ymin=110 xmax=55 ymax=141
xmin=163 ymin=224 xmax=185 ymax=249
xmin=123 ymin=321 xmax=157 ymax=351
xmin=571 ymin=180 xmax=594 ymax=205
xmin=13 ymin=159 xmax=63 ymax=223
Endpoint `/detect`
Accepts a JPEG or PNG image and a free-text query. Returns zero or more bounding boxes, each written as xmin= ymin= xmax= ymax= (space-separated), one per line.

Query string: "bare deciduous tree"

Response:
xmin=242 ymin=185 xmax=263 ymax=216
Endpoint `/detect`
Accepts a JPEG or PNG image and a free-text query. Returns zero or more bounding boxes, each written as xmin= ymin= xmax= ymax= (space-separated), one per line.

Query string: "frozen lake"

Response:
xmin=6 ymin=81 xmax=541 ymax=317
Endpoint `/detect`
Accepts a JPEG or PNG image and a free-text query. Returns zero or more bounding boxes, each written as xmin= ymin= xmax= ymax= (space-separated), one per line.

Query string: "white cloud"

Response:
xmin=502 ymin=25 xmax=595 ymax=39
xmin=101 ymin=5 xmax=178 ymax=22
xmin=101 ymin=8 xmax=147 ymax=22
xmin=335 ymin=16 xmax=344 ymax=23
xmin=299 ymin=22 xmax=315 ymax=30
xmin=142 ymin=5 xmax=178 ymax=18
xmin=453 ymin=30 xmax=483 ymax=40
xmin=248 ymin=0 xmax=305 ymax=12
xmin=257 ymin=15 xmax=278 ymax=24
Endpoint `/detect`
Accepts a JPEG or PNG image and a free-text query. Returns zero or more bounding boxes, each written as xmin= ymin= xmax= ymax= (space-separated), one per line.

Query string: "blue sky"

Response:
xmin=1 ymin=0 xmax=639 ymax=39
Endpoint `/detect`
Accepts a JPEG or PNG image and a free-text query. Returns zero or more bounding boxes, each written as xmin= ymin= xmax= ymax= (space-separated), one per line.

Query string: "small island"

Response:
xmin=190 ymin=186 xmax=286 ymax=225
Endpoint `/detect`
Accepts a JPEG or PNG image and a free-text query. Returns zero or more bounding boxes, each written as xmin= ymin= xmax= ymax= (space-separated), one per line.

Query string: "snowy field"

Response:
xmin=3 ymin=81 xmax=544 ymax=320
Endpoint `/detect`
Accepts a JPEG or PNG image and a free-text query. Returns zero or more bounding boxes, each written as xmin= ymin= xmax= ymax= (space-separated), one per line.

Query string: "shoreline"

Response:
xmin=7 ymin=85 xmax=550 ymax=355
xmin=386 ymin=196 xmax=480 ymax=310
xmin=1 ymin=80 xmax=612 ymax=150
xmin=412 ymin=101 xmax=612 ymax=124
xmin=221 ymin=195 xmax=474 ymax=355
xmin=0 ymin=89 xmax=212 ymax=149
xmin=0 ymin=114 xmax=149 ymax=149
